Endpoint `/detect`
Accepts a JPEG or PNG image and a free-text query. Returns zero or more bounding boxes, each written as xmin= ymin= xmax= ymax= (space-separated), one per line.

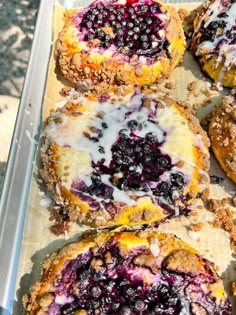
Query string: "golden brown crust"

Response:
xmin=56 ymin=0 xmax=185 ymax=87
xmin=208 ymin=90 xmax=236 ymax=183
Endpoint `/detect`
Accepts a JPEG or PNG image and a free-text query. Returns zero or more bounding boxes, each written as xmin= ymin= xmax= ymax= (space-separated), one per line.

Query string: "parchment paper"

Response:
xmin=13 ymin=2 xmax=236 ymax=314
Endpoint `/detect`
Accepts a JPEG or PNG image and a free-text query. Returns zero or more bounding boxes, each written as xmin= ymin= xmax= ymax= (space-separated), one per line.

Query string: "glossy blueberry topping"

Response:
xmin=110 ymin=132 xmax=172 ymax=189
xmin=49 ymin=238 xmax=232 ymax=315
xmin=201 ymin=19 xmax=227 ymax=41
xmin=61 ymin=302 xmax=78 ymax=315
xmin=170 ymin=173 xmax=184 ymax=188
xmin=79 ymin=0 xmax=170 ymax=58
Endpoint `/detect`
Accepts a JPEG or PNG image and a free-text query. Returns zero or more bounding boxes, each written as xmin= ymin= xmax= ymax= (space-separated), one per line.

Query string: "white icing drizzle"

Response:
xmin=179 ymin=300 xmax=191 ymax=315
xmin=25 ymin=129 xmax=38 ymax=145
xmin=198 ymin=170 xmax=210 ymax=193
xmin=195 ymin=0 xmax=236 ymax=70
xmin=47 ymin=97 xmax=163 ymax=167
xmin=149 ymin=237 xmax=160 ymax=257
xmin=194 ymin=134 xmax=208 ymax=155
xmin=187 ymin=229 xmax=201 ymax=241
xmin=126 ymin=267 xmax=158 ymax=283
xmin=43 ymin=91 xmax=208 ymax=216
xmin=55 ymin=295 xmax=73 ymax=305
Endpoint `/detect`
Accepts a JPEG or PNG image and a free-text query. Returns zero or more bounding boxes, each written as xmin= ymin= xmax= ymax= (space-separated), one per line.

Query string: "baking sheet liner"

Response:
xmin=13 ymin=1 xmax=236 ymax=314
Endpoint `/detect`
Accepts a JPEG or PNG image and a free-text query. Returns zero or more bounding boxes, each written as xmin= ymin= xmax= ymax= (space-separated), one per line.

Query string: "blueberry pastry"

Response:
xmin=23 ymin=229 xmax=232 ymax=314
xmin=190 ymin=0 xmax=236 ymax=87
xmin=56 ymin=0 xmax=185 ymax=87
xmin=209 ymin=89 xmax=236 ymax=183
xmin=40 ymin=87 xmax=210 ymax=228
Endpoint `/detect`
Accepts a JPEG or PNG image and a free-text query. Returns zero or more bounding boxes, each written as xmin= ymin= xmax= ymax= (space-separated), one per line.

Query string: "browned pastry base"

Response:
xmin=23 ymin=229 xmax=232 ymax=314
xmin=209 ymin=89 xmax=236 ymax=183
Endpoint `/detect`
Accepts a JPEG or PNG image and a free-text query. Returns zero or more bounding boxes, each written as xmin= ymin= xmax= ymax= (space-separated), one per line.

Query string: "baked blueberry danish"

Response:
xmin=40 ymin=87 xmax=209 ymax=228
xmin=23 ymin=229 xmax=232 ymax=314
xmin=57 ymin=0 xmax=185 ymax=86
xmin=190 ymin=0 xmax=236 ymax=87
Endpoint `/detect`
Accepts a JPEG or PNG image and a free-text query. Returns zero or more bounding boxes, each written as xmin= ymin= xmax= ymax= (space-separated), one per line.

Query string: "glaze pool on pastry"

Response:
xmin=23 ymin=229 xmax=232 ymax=314
xmin=57 ymin=0 xmax=185 ymax=86
xmin=209 ymin=89 xmax=236 ymax=183
xmin=41 ymin=87 xmax=209 ymax=228
xmin=190 ymin=0 xmax=236 ymax=87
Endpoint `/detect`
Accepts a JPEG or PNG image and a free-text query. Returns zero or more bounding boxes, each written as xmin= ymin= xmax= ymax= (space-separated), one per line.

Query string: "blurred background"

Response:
xmin=0 ymin=0 xmax=40 ymax=192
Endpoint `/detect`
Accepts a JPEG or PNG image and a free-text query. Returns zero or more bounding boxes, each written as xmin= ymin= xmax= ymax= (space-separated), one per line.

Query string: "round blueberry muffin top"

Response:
xmin=23 ymin=229 xmax=232 ymax=315
xmin=40 ymin=87 xmax=209 ymax=230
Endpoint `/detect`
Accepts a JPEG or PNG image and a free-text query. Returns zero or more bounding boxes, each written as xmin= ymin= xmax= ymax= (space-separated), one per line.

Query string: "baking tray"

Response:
xmin=0 ymin=0 xmax=54 ymax=313
xmin=0 ymin=0 xmax=235 ymax=314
